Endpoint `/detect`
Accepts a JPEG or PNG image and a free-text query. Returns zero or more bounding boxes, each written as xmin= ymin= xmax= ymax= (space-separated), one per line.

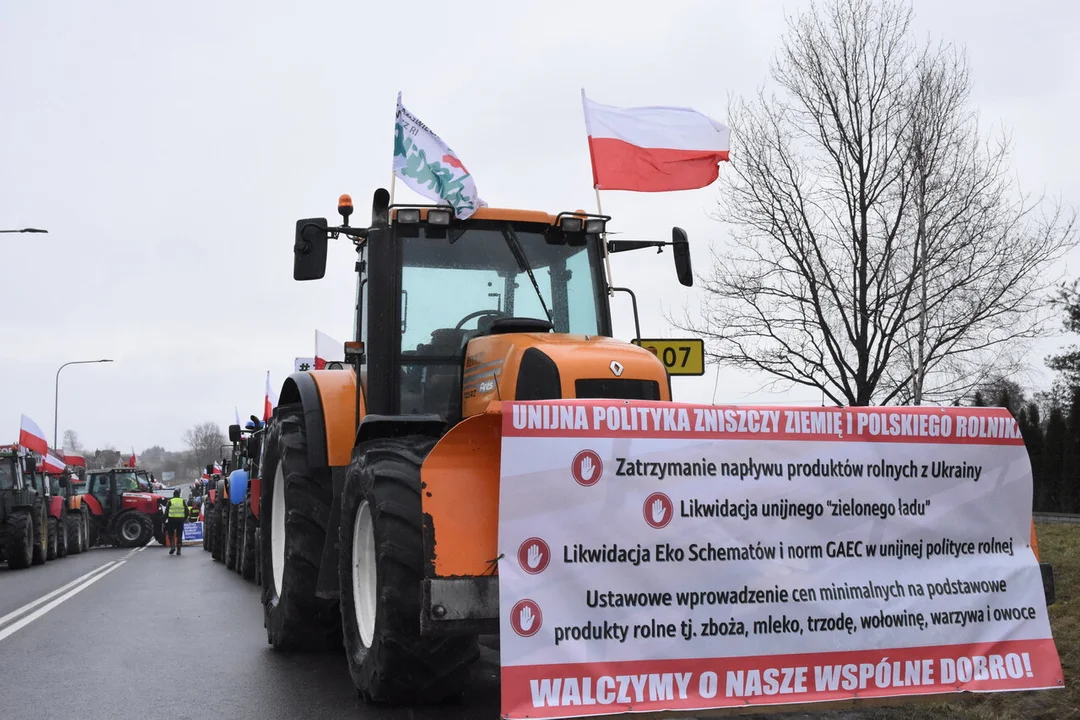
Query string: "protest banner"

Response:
xmin=497 ymin=400 xmax=1063 ymax=719
xmin=183 ymin=521 xmax=203 ymax=543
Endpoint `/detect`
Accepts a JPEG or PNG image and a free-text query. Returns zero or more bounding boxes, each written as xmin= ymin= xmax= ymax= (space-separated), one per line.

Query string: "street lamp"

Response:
xmin=54 ymin=359 xmax=114 ymax=449
xmin=0 ymin=228 xmax=48 ymax=233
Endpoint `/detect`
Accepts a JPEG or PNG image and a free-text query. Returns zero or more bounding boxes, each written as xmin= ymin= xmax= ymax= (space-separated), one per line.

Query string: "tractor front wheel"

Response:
xmin=225 ymin=503 xmax=238 ymax=571
xmin=116 ymin=513 xmax=153 ymax=548
xmin=259 ymin=403 xmax=340 ymax=651
xmin=31 ymin=509 xmax=47 ymax=565
xmin=56 ymin=517 xmax=68 ymax=558
xmin=66 ymin=514 xmax=83 ymax=555
xmin=240 ymin=498 xmax=257 ymax=581
xmin=4 ymin=509 xmax=34 ymax=569
xmin=46 ymin=517 xmax=59 ymax=561
xmin=338 ymin=435 xmax=479 ymax=703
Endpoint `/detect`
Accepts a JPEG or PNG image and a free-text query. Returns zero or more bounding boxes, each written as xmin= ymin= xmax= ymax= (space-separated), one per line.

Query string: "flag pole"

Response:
xmin=595 ymin=186 xmax=615 ymax=296
xmin=390 ymin=91 xmax=401 ymax=205
xmin=582 ymin=89 xmax=616 ymax=297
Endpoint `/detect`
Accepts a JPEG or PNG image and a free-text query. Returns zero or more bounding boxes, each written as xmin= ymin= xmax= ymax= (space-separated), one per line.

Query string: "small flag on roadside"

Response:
xmin=393 ymin=92 xmax=487 ymax=219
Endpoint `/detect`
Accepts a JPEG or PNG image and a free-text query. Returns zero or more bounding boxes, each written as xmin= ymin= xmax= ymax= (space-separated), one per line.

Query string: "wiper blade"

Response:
xmin=502 ymin=224 xmax=553 ymax=324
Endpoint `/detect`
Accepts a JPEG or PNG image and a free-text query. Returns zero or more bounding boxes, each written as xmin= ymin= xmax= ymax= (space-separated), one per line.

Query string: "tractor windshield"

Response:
xmin=391 ymin=220 xmax=608 ymax=418
xmin=0 ymin=458 xmax=15 ymax=490
xmin=113 ymin=471 xmax=140 ymax=493
xmin=397 ymin=221 xmax=605 ymax=349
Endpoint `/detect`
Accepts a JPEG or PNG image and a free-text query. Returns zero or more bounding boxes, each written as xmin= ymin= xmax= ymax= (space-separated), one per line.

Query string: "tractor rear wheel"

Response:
xmin=203 ymin=503 xmax=212 ymax=552
xmin=240 ymin=497 xmax=257 ymax=581
xmin=225 ymin=504 xmax=238 ymax=570
xmin=32 ymin=509 xmax=47 ymax=565
xmin=338 ymin=435 xmax=479 ymax=703
xmin=66 ymin=514 xmax=83 ymax=555
xmin=4 ymin=509 xmax=34 ymax=569
xmin=212 ymin=500 xmax=225 ymax=561
xmin=56 ymin=517 xmax=68 ymax=558
xmin=259 ymin=403 xmax=340 ymax=651
xmin=116 ymin=513 xmax=153 ymax=548
xmin=46 ymin=517 xmax=59 ymax=561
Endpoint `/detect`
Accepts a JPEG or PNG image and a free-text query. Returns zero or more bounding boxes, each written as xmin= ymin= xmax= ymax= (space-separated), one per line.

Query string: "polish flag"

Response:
xmin=314 ymin=330 xmax=344 ymax=369
xmin=264 ymin=371 xmax=279 ymax=422
xmin=18 ymin=415 xmax=48 ymax=456
xmin=64 ymin=452 xmax=87 ymax=468
xmin=581 ymin=91 xmax=730 ymax=192
xmin=42 ymin=452 xmax=66 ymax=475
xmin=213 ymin=462 xmax=222 ymax=474
xmin=127 ymin=448 xmax=137 ymax=468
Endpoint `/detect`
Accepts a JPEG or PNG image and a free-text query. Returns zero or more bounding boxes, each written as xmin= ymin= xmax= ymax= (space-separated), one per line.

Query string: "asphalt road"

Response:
xmin=0 ymin=544 xmax=872 ymax=720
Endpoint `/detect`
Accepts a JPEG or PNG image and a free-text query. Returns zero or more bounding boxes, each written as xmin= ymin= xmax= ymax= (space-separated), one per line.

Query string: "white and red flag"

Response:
xmin=42 ymin=452 xmax=66 ymax=475
xmin=264 ymin=371 xmax=279 ymax=422
xmin=581 ymin=90 xmax=730 ymax=192
xmin=127 ymin=448 xmax=137 ymax=468
xmin=64 ymin=452 xmax=86 ymax=468
xmin=18 ymin=415 xmax=48 ymax=456
xmin=314 ymin=330 xmax=344 ymax=369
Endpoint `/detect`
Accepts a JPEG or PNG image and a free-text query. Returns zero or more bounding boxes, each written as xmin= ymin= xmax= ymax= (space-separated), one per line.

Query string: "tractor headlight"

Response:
xmin=584 ymin=218 xmax=606 ymax=234
xmin=397 ymin=209 xmax=421 ymax=224
xmin=560 ymin=217 xmax=583 ymax=233
xmin=427 ymin=209 xmax=452 ymax=225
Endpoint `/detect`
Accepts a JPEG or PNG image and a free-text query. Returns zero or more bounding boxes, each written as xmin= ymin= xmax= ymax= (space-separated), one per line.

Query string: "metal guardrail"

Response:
xmin=1034 ymin=512 xmax=1080 ymax=524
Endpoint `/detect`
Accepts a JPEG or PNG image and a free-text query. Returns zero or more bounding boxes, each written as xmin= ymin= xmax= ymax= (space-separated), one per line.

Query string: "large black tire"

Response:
xmin=154 ymin=518 xmax=166 ymax=547
xmin=116 ymin=513 xmax=153 ymax=548
xmin=46 ymin=517 xmax=59 ymax=561
xmin=56 ymin=516 xmax=68 ymax=558
xmin=203 ymin=504 xmax=212 ymax=552
xmin=4 ymin=509 xmax=34 ymax=569
xmin=225 ymin=503 xmax=238 ymax=571
xmin=32 ymin=508 xmax=47 ymax=565
xmin=86 ymin=516 xmax=100 ymax=549
xmin=240 ymin=498 xmax=257 ymax=580
xmin=259 ymin=403 xmax=340 ymax=651
xmin=211 ymin=499 xmax=225 ymax=561
xmin=66 ymin=514 xmax=83 ymax=555
xmin=338 ymin=435 xmax=479 ymax=703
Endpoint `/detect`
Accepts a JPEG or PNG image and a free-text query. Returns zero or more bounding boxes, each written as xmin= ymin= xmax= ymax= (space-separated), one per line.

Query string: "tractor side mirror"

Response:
xmin=228 ymin=424 xmax=242 ymax=443
xmin=205 ymin=464 xmax=213 ymax=476
xmin=23 ymin=457 xmax=36 ymax=475
xmin=671 ymin=227 xmax=693 ymax=288
xmin=294 ymin=218 xmax=329 ymax=281
xmin=59 ymin=476 xmax=69 ymax=488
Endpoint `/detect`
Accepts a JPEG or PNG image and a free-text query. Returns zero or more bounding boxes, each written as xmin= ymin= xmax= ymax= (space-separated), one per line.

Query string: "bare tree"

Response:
xmin=183 ymin=422 xmax=226 ymax=470
xmin=62 ymin=429 xmax=82 ymax=453
xmin=679 ymin=0 xmax=1077 ymax=406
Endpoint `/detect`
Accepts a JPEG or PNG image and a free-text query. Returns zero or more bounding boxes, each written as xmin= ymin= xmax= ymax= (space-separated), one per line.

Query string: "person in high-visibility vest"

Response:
xmin=166 ymin=489 xmax=188 ymax=555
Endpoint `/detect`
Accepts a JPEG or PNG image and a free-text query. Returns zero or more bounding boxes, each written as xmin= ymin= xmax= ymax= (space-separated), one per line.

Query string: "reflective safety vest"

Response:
xmin=167 ymin=497 xmax=187 ymax=518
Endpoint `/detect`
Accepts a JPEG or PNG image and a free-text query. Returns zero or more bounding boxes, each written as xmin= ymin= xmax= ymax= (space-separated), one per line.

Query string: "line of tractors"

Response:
xmin=1 ymin=444 xmax=178 ymax=569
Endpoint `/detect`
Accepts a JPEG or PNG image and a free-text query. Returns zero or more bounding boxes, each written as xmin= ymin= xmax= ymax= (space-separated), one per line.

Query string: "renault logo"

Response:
xmin=609 ymin=361 xmax=624 ymax=377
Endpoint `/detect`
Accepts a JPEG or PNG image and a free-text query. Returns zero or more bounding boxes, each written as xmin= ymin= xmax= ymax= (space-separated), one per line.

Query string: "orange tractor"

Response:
xmin=256 ymin=189 xmax=691 ymax=703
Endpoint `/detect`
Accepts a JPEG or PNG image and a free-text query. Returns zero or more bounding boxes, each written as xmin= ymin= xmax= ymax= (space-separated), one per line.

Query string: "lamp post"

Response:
xmin=54 ymin=359 xmax=114 ymax=449
xmin=0 ymin=228 xmax=48 ymax=233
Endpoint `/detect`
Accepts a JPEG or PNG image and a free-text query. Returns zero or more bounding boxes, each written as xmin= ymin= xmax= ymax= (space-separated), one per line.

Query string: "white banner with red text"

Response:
xmin=496 ymin=401 xmax=1062 ymax=719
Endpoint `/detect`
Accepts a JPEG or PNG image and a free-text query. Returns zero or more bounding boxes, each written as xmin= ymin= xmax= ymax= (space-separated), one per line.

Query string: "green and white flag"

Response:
xmin=393 ymin=92 xmax=487 ymax=219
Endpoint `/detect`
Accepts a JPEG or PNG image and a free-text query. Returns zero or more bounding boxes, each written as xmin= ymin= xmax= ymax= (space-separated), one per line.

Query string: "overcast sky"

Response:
xmin=2 ymin=0 xmax=1077 ymax=453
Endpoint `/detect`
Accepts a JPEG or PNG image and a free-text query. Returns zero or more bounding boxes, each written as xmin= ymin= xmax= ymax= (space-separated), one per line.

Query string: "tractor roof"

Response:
xmin=390 ymin=207 xmax=581 ymax=225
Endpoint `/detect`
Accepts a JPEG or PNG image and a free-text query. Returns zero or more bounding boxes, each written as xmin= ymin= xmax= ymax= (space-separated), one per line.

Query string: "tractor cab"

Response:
xmin=293 ymin=190 xmax=694 ymax=428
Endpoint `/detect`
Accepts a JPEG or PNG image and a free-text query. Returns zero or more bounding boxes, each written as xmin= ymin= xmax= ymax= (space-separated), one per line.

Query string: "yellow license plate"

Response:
xmin=631 ymin=338 xmax=705 ymax=376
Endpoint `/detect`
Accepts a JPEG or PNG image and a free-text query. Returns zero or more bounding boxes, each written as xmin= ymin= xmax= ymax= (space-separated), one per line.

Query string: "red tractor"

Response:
xmin=75 ymin=466 xmax=167 ymax=548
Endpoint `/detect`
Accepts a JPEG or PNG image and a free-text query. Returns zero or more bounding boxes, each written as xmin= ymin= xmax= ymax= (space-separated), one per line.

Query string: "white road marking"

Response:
xmin=0 ymin=560 xmax=128 ymax=642
xmin=0 ymin=561 xmax=117 ymax=629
